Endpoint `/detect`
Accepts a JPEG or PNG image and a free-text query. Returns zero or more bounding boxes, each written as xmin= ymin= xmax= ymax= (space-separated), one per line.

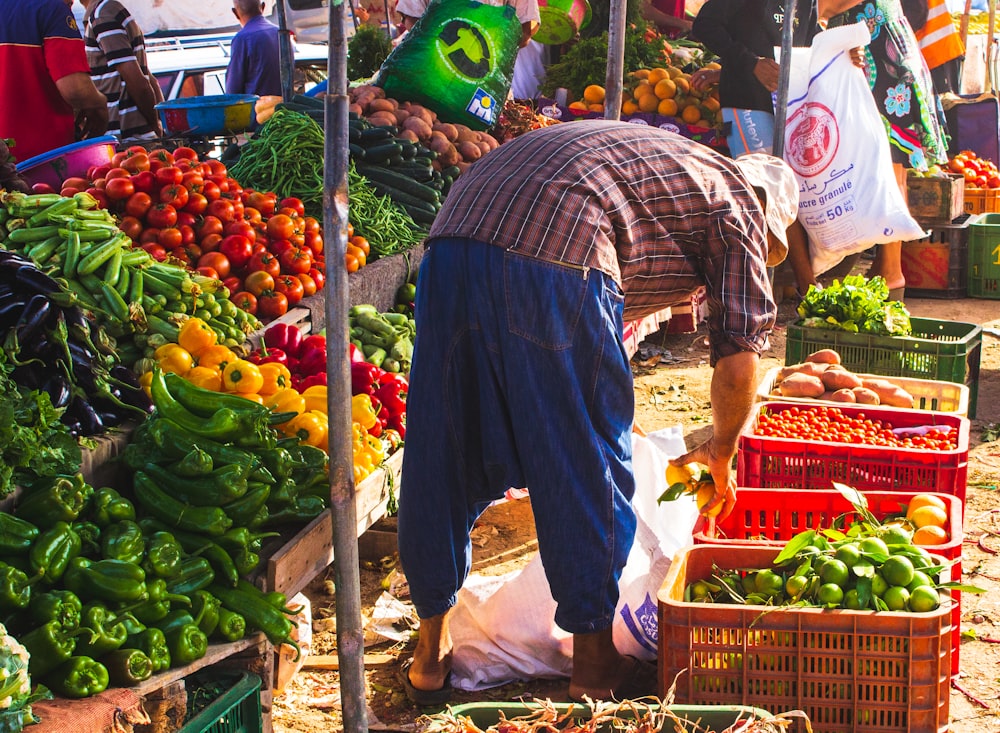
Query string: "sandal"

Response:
xmin=888 ymin=287 xmax=905 ymax=303
xmin=398 ymin=657 xmax=454 ymax=707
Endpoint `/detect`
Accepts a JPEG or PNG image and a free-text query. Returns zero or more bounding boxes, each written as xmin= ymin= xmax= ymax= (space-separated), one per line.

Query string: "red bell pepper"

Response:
xmin=387 ymin=413 xmax=406 ymax=439
xmin=263 ymin=322 xmax=303 ymax=358
xmin=349 ymin=343 xmax=365 ymax=363
xmin=351 ymin=361 xmax=382 ymax=396
xmin=374 ymin=380 xmax=407 ymax=418
xmin=247 ymin=345 xmax=288 ymax=366
xmin=299 ymin=372 xmax=328 ymax=390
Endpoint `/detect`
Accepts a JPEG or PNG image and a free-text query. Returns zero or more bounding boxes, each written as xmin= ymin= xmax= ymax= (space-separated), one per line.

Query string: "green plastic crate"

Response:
xmin=445 ymin=702 xmax=776 ymax=731
xmin=178 ymin=672 xmax=262 ymax=733
xmin=967 ymin=212 xmax=1000 ymax=298
xmin=784 ymin=317 xmax=982 ymax=418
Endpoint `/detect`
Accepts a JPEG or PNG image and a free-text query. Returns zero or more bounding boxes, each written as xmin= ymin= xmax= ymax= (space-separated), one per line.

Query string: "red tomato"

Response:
xmin=159 ymin=184 xmax=189 ymax=209
xmin=157 ymin=227 xmax=183 ymax=249
xmin=141 ymin=242 xmax=168 ymax=261
xmin=105 ymin=177 xmax=135 ymax=201
xmin=60 ymin=187 xmax=81 ymax=198
xmin=226 ymin=177 xmax=243 ymax=197
xmin=105 ymin=167 xmax=130 ymax=180
xmin=173 ymin=146 xmax=198 ymax=161
xmin=242 ymin=207 xmax=263 ymax=227
xmin=219 ymin=234 xmax=253 ymax=269
xmin=112 ymin=151 xmax=128 ymax=167
xmin=195 ymin=216 xmax=224 ymax=240
xmin=118 ymin=215 xmax=144 ymax=241
xmin=247 ymin=250 xmax=281 ymax=278
xmin=244 ymin=270 xmax=276 ymax=296
xmin=205 ymin=159 xmax=228 ymax=177
xmin=303 ymin=216 xmax=320 ymax=235
xmin=303 ymin=231 xmax=323 ymax=256
xmin=62 ymin=176 xmax=90 ymax=191
xmin=126 ymin=144 xmax=147 ymax=156
xmin=183 ymin=192 xmax=208 ymax=216
xmin=85 ymin=187 xmax=108 ymax=209
xmin=247 ymin=191 xmax=276 ymax=217
xmin=266 ymin=214 xmax=296 ymax=241
xmin=279 ymin=197 xmax=306 ymax=217
xmin=146 ymin=203 xmax=178 ymax=229
xmin=179 ymin=225 xmax=197 ymax=247
xmin=89 ymin=164 xmax=111 ymax=180
xmin=202 ymin=179 xmax=221 ymax=202
xmin=121 ymin=153 xmax=150 ymax=174
xmin=222 ymin=275 xmax=243 ymax=294
xmin=976 ymin=175 xmax=989 ymax=188
xmin=257 ymin=291 xmax=288 ymax=319
xmin=200 ymin=233 xmax=223 ymax=252
xmin=196 ymin=266 xmax=219 ymax=280
xmin=279 ymin=246 xmax=312 ymax=275
xmin=153 ymin=166 xmax=182 ymax=188
xmin=267 ymin=238 xmax=295 ymax=258
xmin=181 ymin=170 xmax=204 ymax=192
xmin=274 ymin=274 xmax=305 ymax=305
xmin=989 ymin=175 xmax=1000 ymax=189
xmin=297 ymin=272 xmax=318 ymax=298
xmin=224 ymin=219 xmax=256 ymax=240
xmin=277 ymin=207 xmax=302 ymax=222
xmin=231 ymin=291 xmax=258 ymax=315
xmin=124 ymin=191 xmax=153 ymax=218
xmin=207 ymin=198 xmax=236 ymax=223
xmin=198 ymin=251 xmax=232 ymax=279
xmin=130 ymin=170 xmax=156 ymax=195
xmin=307 ymin=267 xmax=325 ymax=290
xmin=175 ymin=210 xmax=197 ymax=229
xmin=149 ymin=148 xmax=175 ymax=167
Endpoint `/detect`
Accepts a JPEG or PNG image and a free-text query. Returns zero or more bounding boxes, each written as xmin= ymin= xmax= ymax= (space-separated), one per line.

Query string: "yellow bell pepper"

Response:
xmin=257 ymin=362 xmax=293 ymax=396
xmin=302 ymin=385 xmax=328 ymax=414
xmin=285 ymin=411 xmax=328 ymax=450
xmin=240 ymin=393 xmax=265 ymax=405
xmin=351 ymin=393 xmax=378 ymax=431
xmin=177 ymin=317 xmax=218 ymax=358
xmin=138 ymin=370 xmax=153 ymax=398
xmin=155 ymin=343 xmax=195 ymax=375
xmin=184 ymin=365 xmax=223 ymax=392
xmin=264 ymin=388 xmax=306 ymax=419
xmin=222 ymin=359 xmax=264 ymax=394
xmin=197 ymin=344 xmax=238 ymax=372
xmin=352 ymin=423 xmax=374 ymax=478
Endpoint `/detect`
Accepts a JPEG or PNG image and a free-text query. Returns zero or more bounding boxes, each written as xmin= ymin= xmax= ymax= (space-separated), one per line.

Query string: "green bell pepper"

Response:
xmin=141 ymin=531 xmax=183 ymax=579
xmin=88 ymin=487 xmax=136 ymax=528
xmin=156 ymin=610 xmax=208 ymax=666
xmin=46 ymin=655 xmax=109 ymax=698
xmin=75 ymin=603 xmax=128 ymax=658
xmin=164 ymin=556 xmax=215 ymax=597
xmin=214 ymin=607 xmax=246 ymax=643
xmin=131 ymin=578 xmax=189 ymax=625
xmin=16 ymin=473 xmax=93 ymax=528
xmin=171 ymin=447 xmax=214 ymax=477
xmin=258 ymin=447 xmax=295 ymax=481
xmin=232 ymin=547 xmax=260 ymax=577
xmin=29 ymin=590 xmax=82 ymax=631
xmin=71 ymin=520 xmax=102 ymax=557
xmin=29 ymin=521 xmax=82 ymax=584
xmin=0 ymin=561 xmax=32 ymax=611
xmin=103 ymin=648 xmax=153 ymax=686
xmin=0 ymin=511 xmax=39 ymax=555
xmin=21 ymin=621 xmax=91 ymax=678
xmin=126 ymin=627 xmax=170 ymax=673
xmin=63 ymin=557 xmax=148 ymax=604
xmin=190 ymin=590 xmax=221 ymax=636
xmin=101 ymin=519 xmax=145 ymax=564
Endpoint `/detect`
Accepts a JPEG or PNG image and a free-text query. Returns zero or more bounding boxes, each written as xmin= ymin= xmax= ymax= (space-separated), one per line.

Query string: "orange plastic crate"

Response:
xmin=962 ymin=186 xmax=1000 ymax=214
xmin=659 ymin=544 xmax=953 ymax=733
xmin=736 ymin=402 xmax=970 ymax=505
xmin=692 ymin=488 xmax=964 ymax=677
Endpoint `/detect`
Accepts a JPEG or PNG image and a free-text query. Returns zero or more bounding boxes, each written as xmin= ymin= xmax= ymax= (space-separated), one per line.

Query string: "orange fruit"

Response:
xmin=654 ymin=78 xmax=677 ymax=100
xmin=674 ymin=76 xmax=691 ymax=94
xmin=587 ymin=103 xmax=604 ymax=112
xmin=637 ymin=93 xmax=660 ymax=113
xmin=632 ymin=81 xmax=653 ymax=99
xmin=912 ymin=525 xmax=949 ymax=546
xmin=583 ymin=84 xmax=605 ymax=104
xmin=621 ymin=99 xmax=639 ymax=116
xmin=568 ymin=101 xmax=589 ymax=111
xmin=632 ymin=69 xmax=650 ymax=80
xmin=695 ymin=483 xmax=722 ymax=517
xmin=906 ymin=494 xmax=947 ymax=519
xmin=647 ymin=67 xmax=669 ymax=83
xmin=681 ymin=104 xmax=702 ymax=124
xmin=909 ymin=505 xmax=948 ymax=530
xmin=702 ymin=96 xmax=721 ymax=113
xmin=657 ymin=98 xmax=678 ymax=117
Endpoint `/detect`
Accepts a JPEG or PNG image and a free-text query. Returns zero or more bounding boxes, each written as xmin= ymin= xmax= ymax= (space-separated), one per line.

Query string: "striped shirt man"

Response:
xmin=84 ymin=0 xmax=158 ymax=139
xmin=428 ymin=119 xmax=777 ymax=364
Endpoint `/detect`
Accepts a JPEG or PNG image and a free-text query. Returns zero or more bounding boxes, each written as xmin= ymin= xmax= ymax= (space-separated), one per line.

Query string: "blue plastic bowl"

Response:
xmin=155 ymin=94 xmax=259 ymax=137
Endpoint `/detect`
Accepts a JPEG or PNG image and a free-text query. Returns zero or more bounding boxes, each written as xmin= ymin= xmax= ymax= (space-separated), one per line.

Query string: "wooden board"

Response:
xmin=265 ymin=449 xmax=403 ymax=597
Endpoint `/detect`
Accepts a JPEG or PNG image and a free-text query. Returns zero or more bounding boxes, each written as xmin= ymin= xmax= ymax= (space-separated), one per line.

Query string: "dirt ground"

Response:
xmin=271 ymin=289 xmax=1000 ymax=732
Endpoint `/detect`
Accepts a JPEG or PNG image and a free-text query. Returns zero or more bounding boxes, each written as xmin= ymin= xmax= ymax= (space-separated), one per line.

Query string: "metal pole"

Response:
xmin=988 ymin=0 xmax=997 ymax=92
xmin=275 ymin=0 xmax=296 ymax=101
xmin=324 ymin=0 xmax=368 ymax=730
xmin=604 ymin=0 xmax=626 ymax=120
xmin=772 ymin=0 xmax=796 ymax=157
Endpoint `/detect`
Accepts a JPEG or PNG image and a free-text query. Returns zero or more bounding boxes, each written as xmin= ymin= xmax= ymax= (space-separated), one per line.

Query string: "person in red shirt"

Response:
xmin=0 ymin=0 xmax=108 ymax=162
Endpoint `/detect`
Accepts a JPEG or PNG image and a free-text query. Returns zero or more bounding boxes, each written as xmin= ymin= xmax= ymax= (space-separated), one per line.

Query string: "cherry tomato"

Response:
xmin=146 ymin=203 xmax=178 ymax=230
xmin=198 ymin=251 xmax=232 ymax=279
xmin=124 ymin=191 xmax=153 ymax=218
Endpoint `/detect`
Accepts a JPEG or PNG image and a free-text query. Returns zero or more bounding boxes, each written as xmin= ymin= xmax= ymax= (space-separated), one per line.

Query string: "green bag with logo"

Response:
xmin=375 ymin=0 xmax=521 ymax=130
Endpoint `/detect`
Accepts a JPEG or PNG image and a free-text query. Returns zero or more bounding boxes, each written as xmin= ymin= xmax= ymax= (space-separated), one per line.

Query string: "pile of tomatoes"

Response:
xmin=753 ymin=405 xmax=959 ymax=451
xmin=947 ymin=149 xmax=1000 ymax=189
xmin=51 ymin=145 xmax=325 ymax=321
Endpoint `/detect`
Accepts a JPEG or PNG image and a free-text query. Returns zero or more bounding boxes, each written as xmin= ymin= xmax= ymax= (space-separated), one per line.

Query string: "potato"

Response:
xmin=455 ymin=125 xmax=479 ymax=144
xmin=477 ymin=140 xmax=493 ymax=156
xmin=820 ymin=366 xmax=863 ymax=391
xmin=437 ymin=143 xmax=461 ymax=168
xmin=778 ymin=361 xmax=828 ymax=381
xmin=432 ymin=122 xmax=459 ymax=142
xmin=479 ymin=132 xmax=500 ymax=151
xmin=366 ymin=111 xmax=398 ymax=129
xmin=406 ymin=103 xmax=436 ymax=126
xmin=349 ymin=102 xmax=364 ymax=117
xmin=457 ymin=141 xmax=482 ymax=162
xmin=777 ymin=372 xmax=825 ymax=398
xmin=829 ymin=388 xmax=857 ymax=403
xmin=428 ymin=131 xmax=452 ymax=155
xmin=806 ymin=349 xmax=842 ymax=365
xmin=403 ymin=116 xmax=433 ymax=141
xmin=396 ymin=128 xmax=420 ymax=143
xmin=393 ymin=108 xmax=410 ymax=126
xmin=852 ymin=387 xmax=880 ymax=405
xmin=860 ymin=378 xmax=914 ymax=407
xmin=368 ymin=97 xmax=398 ymax=114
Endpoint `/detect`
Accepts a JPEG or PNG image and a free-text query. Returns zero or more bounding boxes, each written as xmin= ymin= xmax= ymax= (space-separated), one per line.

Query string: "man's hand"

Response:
xmin=690 ymin=67 xmax=720 ymax=93
xmin=76 ymin=105 xmax=109 ymax=140
xmin=669 ymin=439 xmax=737 ymax=520
xmin=753 ymin=58 xmax=781 ymax=92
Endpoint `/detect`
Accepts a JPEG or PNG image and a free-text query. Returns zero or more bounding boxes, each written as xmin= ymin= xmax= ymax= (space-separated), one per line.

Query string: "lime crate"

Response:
xmin=178 ymin=671 xmax=262 ymax=733
xmin=756 ymin=366 xmax=970 ymax=417
xmin=446 ymin=702 xmax=775 ymax=732
xmin=783 ymin=317 xmax=983 ymax=418
xmin=901 ymin=214 xmax=970 ymax=299
xmin=907 ymin=172 xmax=965 ymax=224
xmin=967 ymin=212 xmax=1000 ymax=299
xmin=736 ymin=401 xmax=970 ymax=505
xmin=659 ymin=544 xmax=953 ymax=733
xmin=692 ymin=488 xmax=964 ymax=678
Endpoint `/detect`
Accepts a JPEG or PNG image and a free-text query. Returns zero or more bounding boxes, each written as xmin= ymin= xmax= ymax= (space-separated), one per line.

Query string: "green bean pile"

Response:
xmin=348 ymin=162 xmax=427 ymax=259
xmin=229 ymin=108 xmax=325 ymax=217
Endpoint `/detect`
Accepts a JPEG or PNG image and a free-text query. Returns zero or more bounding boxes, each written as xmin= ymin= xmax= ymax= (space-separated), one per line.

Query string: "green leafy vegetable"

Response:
xmin=347 ymin=24 xmax=394 ymax=82
xmin=796 ymin=275 xmax=912 ymax=336
xmin=0 ymin=350 xmax=81 ymax=497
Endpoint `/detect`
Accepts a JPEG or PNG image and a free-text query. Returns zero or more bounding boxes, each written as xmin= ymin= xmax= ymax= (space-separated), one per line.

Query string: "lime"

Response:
xmin=880 ymin=555 xmax=915 ymax=587
xmin=879 ymin=523 xmax=914 ymax=545
xmin=741 ymin=574 xmax=757 ymax=595
xmin=871 ymin=573 xmax=889 ymax=597
xmin=859 ymin=537 xmax=890 ymax=557
xmin=754 ymin=569 xmax=785 ymax=596
xmin=817 ymin=583 xmax=844 ymax=607
xmin=883 ymin=585 xmax=910 ymax=611
xmin=691 ymin=581 xmax=711 ymax=600
xmin=909 ymin=585 xmax=940 ymax=612
xmin=844 ymin=588 xmax=862 ymax=610
xmin=835 ymin=543 xmax=862 ymax=568
xmin=819 ymin=558 xmax=850 ymax=587
xmin=906 ymin=571 xmax=934 ymax=594
xmin=785 ymin=575 xmax=810 ymax=598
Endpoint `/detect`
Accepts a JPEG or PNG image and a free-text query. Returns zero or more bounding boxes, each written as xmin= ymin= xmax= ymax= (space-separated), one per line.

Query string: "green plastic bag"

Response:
xmin=375 ymin=0 xmax=521 ymax=130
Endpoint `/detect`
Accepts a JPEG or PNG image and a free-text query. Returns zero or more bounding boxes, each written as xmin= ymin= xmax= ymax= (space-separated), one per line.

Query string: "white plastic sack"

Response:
xmin=448 ymin=428 xmax=700 ymax=691
xmin=783 ymin=24 xmax=925 ymax=275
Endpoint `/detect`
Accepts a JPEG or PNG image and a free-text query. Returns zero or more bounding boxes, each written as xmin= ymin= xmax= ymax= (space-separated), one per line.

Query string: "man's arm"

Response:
xmin=55 ymin=72 xmax=109 ymax=140
xmin=226 ymin=36 xmax=246 ymax=95
xmin=118 ymin=60 xmax=162 ymax=135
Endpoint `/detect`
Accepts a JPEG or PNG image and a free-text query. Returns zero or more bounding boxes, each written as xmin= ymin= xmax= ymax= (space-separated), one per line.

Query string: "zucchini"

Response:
xmin=292 ymin=93 xmax=326 ymax=109
xmin=369 ymin=182 xmax=440 ymax=213
xmin=362 ymin=142 xmax=403 ymax=164
xmin=398 ymin=142 xmax=418 ymax=159
xmin=359 ymin=126 xmax=396 ymax=143
xmin=357 ymin=164 xmax=442 ymax=204
xmin=390 ymin=164 xmax=435 ymax=182
xmin=442 ymin=165 xmax=462 ymax=179
xmin=349 ymin=143 xmax=366 ymax=160
xmin=401 ymin=204 xmax=437 ymax=225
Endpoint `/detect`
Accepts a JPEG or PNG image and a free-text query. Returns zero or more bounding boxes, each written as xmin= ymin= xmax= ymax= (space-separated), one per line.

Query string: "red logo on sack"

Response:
xmin=785 ymin=102 xmax=839 ymax=178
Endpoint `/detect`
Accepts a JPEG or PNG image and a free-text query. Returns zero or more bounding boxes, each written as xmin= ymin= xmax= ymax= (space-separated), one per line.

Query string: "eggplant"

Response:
xmin=15 ymin=265 xmax=62 ymax=296
xmin=14 ymin=293 xmax=52 ymax=345
xmin=0 ymin=298 xmax=27 ymax=329
xmin=10 ymin=364 xmax=44 ymax=390
xmin=42 ymin=373 xmax=72 ymax=409
xmin=65 ymin=396 xmax=104 ymax=436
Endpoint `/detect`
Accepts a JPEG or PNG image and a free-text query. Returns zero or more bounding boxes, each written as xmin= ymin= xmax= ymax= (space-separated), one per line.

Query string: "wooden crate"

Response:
xmin=907 ymin=172 xmax=965 ymax=223
xmin=264 ymin=449 xmax=403 ymax=598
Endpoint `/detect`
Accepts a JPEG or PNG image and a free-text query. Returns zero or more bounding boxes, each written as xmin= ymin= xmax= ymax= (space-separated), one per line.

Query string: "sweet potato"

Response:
xmin=829 ymin=388 xmax=857 ymax=403
xmin=778 ymin=361 xmax=828 ymax=380
xmin=368 ymin=98 xmax=398 ymax=114
xmin=820 ymin=366 xmax=863 ymax=391
xmin=852 ymin=387 xmax=880 ymax=405
xmin=457 ymin=141 xmax=482 ymax=162
xmin=862 ymin=379 xmax=915 ymax=408
xmin=437 ymin=143 xmax=461 ymax=168
xmin=366 ymin=111 xmax=398 ymax=129
xmin=396 ymin=128 xmax=420 ymax=143
xmin=778 ymin=372 xmax=825 ymax=398
xmin=455 ymin=125 xmax=479 ymax=144
xmin=806 ymin=349 xmax=842 ymax=365
xmin=432 ymin=122 xmax=459 ymax=142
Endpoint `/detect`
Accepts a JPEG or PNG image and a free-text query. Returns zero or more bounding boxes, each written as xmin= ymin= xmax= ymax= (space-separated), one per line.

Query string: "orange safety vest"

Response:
xmin=915 ymin=0 xmax=965 ymax=70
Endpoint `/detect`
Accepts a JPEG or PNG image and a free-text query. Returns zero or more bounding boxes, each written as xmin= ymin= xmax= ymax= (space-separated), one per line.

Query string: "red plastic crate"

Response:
xmin=659 ymin=544 xmax=954 ymax=733
xmin=737 ymin=402 xmax=970 ymax=506
xmin=693 ymin=488 xmax=964 ymax=677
